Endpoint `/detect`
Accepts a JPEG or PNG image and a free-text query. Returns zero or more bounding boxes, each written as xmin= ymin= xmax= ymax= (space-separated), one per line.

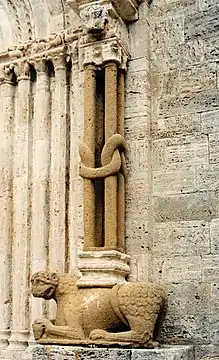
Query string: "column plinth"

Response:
xmin=7 ymin=331 xmax=29 ymax=351
xmin=77 ymin=250 xmax=130 ymax=287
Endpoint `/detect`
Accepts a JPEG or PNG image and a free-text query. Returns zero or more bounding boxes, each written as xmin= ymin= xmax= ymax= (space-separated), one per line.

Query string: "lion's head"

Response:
xmin=31 ymin=271 xmax=59 ymax=300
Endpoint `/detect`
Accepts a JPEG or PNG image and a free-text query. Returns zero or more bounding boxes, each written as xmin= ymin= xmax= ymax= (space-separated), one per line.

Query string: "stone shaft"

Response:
xmin=49 ymin=55 xmax=67 ymax=272
xmin=117 ymin=71 xmax=125 ymax=252
xmin=0 ymin=75 xmax=14 ymax=348
xmin=104 ymin=62 xmax=118 ymax=249
xmin=31 ymin=60 xmax=50 ymax=323
xmin=9 ymin=64 xmax=30 ymax=350
xmin=83 ymin=65 xmax=96 ymax=249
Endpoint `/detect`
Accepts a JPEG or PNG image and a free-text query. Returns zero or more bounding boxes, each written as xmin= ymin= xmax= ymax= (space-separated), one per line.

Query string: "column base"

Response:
xmin=77 ymin=250 xmax=130 ymax=287
xmin=0 ymin=330 xmax=10 ymax=349
xmin=7 ymin=330 xmax=29 ymax=350
xmin=23 ymin=335 xmax=38 ymax=360
xmin=25 ymin=333 xmax=37 ymax=352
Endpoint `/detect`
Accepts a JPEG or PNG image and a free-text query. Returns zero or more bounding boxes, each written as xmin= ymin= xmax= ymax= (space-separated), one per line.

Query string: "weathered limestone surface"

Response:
xmin=150 ymin=0 xmax=219 ymax=353
xmin=32 ymin=345 xmax=194 ymax=360
xmin=126 ymin=1 xmax=152 ymax=283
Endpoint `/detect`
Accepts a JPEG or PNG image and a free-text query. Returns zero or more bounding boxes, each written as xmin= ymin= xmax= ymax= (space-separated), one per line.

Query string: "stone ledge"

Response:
xmin=32 ymin=344 xmax=194 ymax=360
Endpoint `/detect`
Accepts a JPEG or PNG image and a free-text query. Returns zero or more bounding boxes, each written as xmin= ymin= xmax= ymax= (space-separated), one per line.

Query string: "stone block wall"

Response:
xmin=149 ymin=0 xmax=219 ymax=348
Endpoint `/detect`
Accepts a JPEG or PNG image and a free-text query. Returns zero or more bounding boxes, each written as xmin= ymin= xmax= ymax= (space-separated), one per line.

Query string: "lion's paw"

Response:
xmin=32 ymin=319 xmax=52 ymax=340
xmin=89 ymin=329 xmax=108 ymax=341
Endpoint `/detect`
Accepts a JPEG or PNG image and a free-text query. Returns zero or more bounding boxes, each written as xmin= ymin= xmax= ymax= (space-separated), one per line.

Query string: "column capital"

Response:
xmin=0 ymin=65 xmax=15 ymax=85
xmin=71 ymin=0 xmax=135 ymax=69
xmin=51 ymin=53 xmax=66 ymax=71
xmin=14 ymin=61 xmax=30 ymax=81
xmin=81 ymin=38 xmax=129 ymax=70
xmin=29 ymin=58 xmax=48 ymax=73
xmin=69 ymin=0 xmax=130 ymax=49
xmin=67 ymin=0 xmax=144 ymax=24
xmin=66 ymin=41 xmax=79 ymax=65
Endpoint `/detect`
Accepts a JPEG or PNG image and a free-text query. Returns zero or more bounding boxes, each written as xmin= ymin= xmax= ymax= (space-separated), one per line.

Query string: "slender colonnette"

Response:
xmin=9 ymin=61 xmax=31 ymax=350
xmin=30 ymin=59 xmax=50 ymax=338
xmin=0 ymin=66 xmax=15 ymax=348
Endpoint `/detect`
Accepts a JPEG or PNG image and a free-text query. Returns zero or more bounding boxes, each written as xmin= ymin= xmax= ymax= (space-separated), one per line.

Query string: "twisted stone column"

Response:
xmin=8 ymin=62 xmax=31 ymax=350
xmin=73 ymin=0 xmax=133 ymax=285
xmin=0 ymin=67 xmax=15 ymax=348
xmin=49 ymin=54 xmax=67 ymax=272
xmin=78 ymin=61 xmax=130 ymax=286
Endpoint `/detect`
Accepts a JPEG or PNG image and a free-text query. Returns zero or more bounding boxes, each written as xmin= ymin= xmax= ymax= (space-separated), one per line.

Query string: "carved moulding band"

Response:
xmin=77 ymin=250 xmax=131 ymax=287
xmin=0 ymin=31 xmax=79 ymax=69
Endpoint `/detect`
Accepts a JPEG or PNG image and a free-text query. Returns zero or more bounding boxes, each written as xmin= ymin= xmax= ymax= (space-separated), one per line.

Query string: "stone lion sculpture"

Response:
xmin=31 ymin=271 xmax=167 ymax=347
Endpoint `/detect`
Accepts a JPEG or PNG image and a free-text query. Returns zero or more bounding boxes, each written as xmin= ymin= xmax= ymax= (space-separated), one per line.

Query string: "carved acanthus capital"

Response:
xmin=67 ymin=0 xmax=144 ymax=24
xmin=29 ymin=58 xmax=48 ymax=74
xmin=0 ymin=65 xmax=15 ymax=84
xmin=70 ymin=1 xmax=130 ymax=46
xmin=14 ymin=61 xmax=30 ymax=81
xmin=50 ymin=53 xmax=66 ymax=71
xmin=68 ymin=1 xmax=136 ymax=68
xmin=81 ymin=37 xmax=128 ymax=69
xmin=66 ymin=41 xmax=79 ymax=64
xmin=80 ymin=4 xmax=108 ymax=32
